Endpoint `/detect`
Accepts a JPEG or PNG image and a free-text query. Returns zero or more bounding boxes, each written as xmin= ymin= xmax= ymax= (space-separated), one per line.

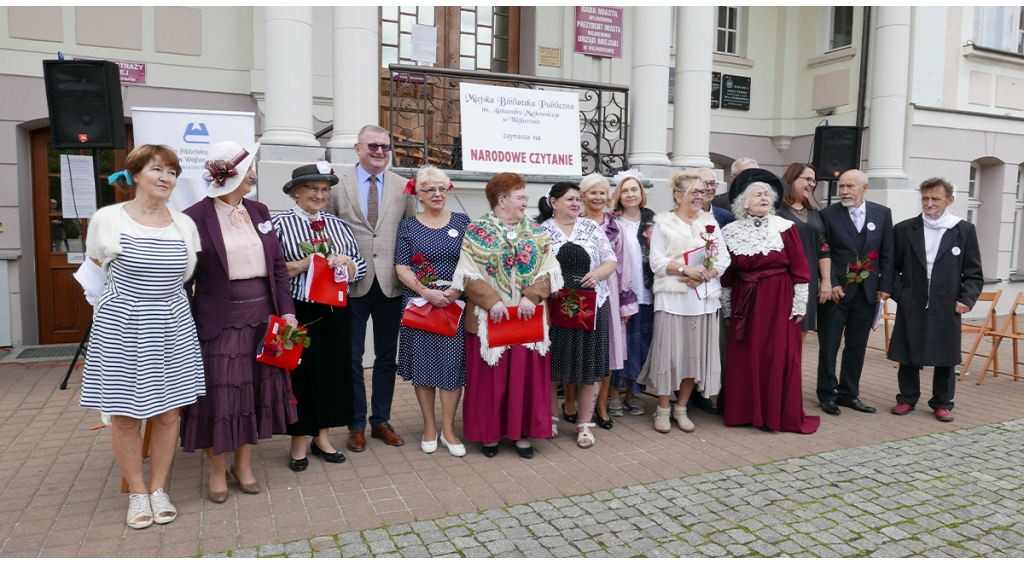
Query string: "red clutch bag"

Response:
xmin=305 ymin=253 xmax=348 ymax=307
xmin=548 ymin=288 xmax=597 ymax=330
xmin=256 ymin=315 xmax=307 ymax=371
xmin=487 ymin=305 xmax=545 ymax=347
xmin=401 ymin=299 xmax=465 ymax=338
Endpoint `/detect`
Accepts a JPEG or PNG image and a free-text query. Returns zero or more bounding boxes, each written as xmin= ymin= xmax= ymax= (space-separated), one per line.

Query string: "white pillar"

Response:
xmin=866 ymin=7 xmax=910 ymax=180
xmin=328 ymin=6 xmax=379 ymax=148
xmin=261 ymin=7 xmax=317 ymax=146
xmin=671 ymin=7 xmax=714 ymax=168
xmin=627 ymin=6 xmax=672 ymax=166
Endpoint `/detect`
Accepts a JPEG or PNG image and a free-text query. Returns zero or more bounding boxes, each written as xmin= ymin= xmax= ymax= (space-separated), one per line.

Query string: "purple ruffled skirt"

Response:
xmin=180 ymin=277 xmax=297 ymax=455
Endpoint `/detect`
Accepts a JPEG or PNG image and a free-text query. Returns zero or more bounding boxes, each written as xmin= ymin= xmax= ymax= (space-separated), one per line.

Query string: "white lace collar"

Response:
xmin=291 ymin=205 xmax=321 ymax=223
xmin=722 ymin=214 xmax=793 ymax=256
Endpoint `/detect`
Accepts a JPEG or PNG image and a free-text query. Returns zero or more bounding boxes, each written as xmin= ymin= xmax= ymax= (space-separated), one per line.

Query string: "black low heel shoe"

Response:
xmin=482 ymin=444 xmax=499 ymax=458
xmin=561 ymin=403 xmax=578 ymax=424
xmin=517 ymin=446 xmax=534 ymax=459
xmin=311 ymin=441 xmax=347 ymax=463
xmin=594 ymin=412 xmax=614 ymax=430
xmin=288 ymin=457 xmax=309 ymax=472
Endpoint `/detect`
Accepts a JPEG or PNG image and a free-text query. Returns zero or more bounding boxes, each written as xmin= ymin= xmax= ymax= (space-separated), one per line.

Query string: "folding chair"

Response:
xmin=959 ymin=290 xmax=1002 ymax=382
xmin=976 ymin=291 xmax=1024 ymax=385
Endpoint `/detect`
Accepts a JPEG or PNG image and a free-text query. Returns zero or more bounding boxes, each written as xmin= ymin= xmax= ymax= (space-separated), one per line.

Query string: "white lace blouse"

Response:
xmin=541 ymin=217 xmax=617 ymax=308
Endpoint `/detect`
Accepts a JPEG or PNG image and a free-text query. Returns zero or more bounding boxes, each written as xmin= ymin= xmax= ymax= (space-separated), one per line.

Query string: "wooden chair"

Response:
xmin=975 ymin=291 xmax=1024 ymax=385
xmin=959 ymin=289 xmax=1002 ymax=383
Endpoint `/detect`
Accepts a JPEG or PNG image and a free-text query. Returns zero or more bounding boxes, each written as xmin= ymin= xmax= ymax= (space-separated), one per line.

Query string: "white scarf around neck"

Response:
xmin=922 ymin=209 xmax=961 ymax=231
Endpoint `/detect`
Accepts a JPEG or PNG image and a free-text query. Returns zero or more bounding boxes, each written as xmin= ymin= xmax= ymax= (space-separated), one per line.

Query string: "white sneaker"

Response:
xmin=150 ymin=488 xmax=177 ymax=524
xmin=126 ymin=493 xmax=153 ymax=529
xmin=421 ymin=433 xmax=439 ymax=454
xmin=440 ymin=431 xmax=466 ymax=457
xmin=673 ymin=404 xmax=695 ymax=432
xmin=654 ymin=406 xmax=672 ymax=433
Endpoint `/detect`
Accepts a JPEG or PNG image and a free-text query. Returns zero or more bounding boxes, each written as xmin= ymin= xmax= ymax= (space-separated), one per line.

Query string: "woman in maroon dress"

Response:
xmin=720 ymin=182 xmax=820 ymax=434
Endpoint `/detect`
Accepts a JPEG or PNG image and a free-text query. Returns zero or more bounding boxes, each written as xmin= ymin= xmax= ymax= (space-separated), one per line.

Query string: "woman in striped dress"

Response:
xmin=273 ymin=163 xmax=366 ymax=471
xmin=80 ymin=144 xmax=205 ymax=530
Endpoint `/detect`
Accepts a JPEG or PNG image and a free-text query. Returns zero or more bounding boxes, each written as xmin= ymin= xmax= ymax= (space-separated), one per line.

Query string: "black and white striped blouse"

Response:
xmin=272 ymin=206 xmax=367 ymax=303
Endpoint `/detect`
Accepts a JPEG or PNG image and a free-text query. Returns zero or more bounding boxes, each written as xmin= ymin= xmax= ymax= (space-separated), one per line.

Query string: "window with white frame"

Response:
xmin=967 ymin=164 xmax=981 ymax=224
xmin=973 ymin=6 xmax=1024 ymax=54
xmin=1013 ymin=168 xmax=1024 ymax=273
xmin=715 ymin=7 xmax=740 ymax=55
xmin=830 ymin=7 xmax=854 ymax=51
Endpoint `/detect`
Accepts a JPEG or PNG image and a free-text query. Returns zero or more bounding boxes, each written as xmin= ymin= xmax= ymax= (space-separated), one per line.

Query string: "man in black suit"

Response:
xmin=817 ymin=169 xmax=894 ymax=415
xmin=887 ymin=178 xmax=983 ymax=422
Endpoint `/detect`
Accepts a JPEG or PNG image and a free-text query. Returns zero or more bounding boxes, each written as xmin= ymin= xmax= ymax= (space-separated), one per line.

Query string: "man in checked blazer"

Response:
xmin=324 ymin=125 xmax=417 ymax=452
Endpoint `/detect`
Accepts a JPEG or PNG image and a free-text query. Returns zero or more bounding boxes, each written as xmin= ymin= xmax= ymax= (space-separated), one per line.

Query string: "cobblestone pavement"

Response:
xmin=203 ymin=418 xmax=1024 ymax=558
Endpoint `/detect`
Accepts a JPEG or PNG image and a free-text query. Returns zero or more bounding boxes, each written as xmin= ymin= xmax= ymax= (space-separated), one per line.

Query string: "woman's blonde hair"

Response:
xmin=669 ymin=171 xmax=702 ymax=210
xmin=611 ymin=176 xmax=646 ymax=212
xmin=416 ymin=165 xmax=450 ymax=190
xmin=579 ymin=173 xmax=610 ymax=195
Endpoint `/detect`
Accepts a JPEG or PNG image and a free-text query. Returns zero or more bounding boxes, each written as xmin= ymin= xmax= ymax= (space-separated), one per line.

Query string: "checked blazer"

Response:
xmin=323 ymin=166 xmax=417 ymax=299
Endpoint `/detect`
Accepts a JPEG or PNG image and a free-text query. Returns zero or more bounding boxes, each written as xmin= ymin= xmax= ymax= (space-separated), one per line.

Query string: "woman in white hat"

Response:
xmin=179 ymin=141 xmax=298 ymax=503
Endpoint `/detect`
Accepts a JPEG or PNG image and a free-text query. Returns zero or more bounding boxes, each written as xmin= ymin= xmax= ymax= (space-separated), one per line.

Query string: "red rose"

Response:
xmin=821 ymin=243 xmax=830 ymax=252
xmin=263 ymin=341 xmax=281 ymax=357
xmin=867 ymin=250 xmax=879 ymax=261
xmin=310 ymin=219 xmax=326 ymax=232
xmin=411 ymin=253 xmax=426 ymax=265
xmin=705 ymin=224 xmax=716 ymax=234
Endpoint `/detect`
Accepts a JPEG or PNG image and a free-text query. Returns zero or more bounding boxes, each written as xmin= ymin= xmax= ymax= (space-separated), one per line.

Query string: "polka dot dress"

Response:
xmin=549 ymin=242 xmax=610 ymax=386
xmin=395 ymin=213 xmax=471 ymax=390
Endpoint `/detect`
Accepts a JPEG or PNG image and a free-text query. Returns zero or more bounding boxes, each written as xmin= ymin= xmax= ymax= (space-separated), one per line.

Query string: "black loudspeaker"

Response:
xmin=811 ymin=126 xmax=859 ymax=181
xmin=43 ymin=60 xmax=126 ymax=150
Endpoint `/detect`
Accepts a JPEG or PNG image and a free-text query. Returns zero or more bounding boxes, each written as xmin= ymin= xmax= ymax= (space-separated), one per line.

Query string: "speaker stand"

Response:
xmin=60 ymin=319 xmax=92 ymax=390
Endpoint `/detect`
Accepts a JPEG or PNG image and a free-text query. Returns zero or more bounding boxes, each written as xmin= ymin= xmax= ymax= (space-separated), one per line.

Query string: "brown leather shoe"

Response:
xmin=370 ymin=423 xmax=405 ymax=446
xmin=347 ymin=429 xmax=366 ymax=452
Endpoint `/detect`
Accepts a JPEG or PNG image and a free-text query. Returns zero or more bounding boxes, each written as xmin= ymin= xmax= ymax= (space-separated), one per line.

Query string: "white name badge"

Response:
xmin=867 ymin=222 xmax=876 ymax=231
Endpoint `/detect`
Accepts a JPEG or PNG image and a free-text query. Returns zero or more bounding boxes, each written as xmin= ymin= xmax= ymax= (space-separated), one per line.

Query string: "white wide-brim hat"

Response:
xmin=204 ymin=141 xmax=260 ymax=198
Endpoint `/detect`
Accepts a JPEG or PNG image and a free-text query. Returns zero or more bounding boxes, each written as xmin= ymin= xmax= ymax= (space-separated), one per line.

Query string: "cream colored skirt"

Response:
xmin=637 ymin=310 xmax=721 ymax=398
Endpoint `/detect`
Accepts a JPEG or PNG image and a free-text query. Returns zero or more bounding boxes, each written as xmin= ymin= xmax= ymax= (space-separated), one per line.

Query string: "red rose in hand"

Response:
xmin=411 ymin=253 xmax=426 ymax=265
xmin=867 ymin=250 xmax=879 ymax=261
xmin=310 ymin=219 xmax=326 ymax=232
xmin=263 ymin=341 xmax=281 ymax=357
xmin=705 ymin=224 xmax=716 ymax=234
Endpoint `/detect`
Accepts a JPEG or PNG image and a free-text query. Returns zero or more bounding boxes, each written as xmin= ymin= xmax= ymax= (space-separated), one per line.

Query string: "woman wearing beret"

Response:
xmin=81 ymin=144 xmax=204 ymax=529
xmin=273 ymin=162 xmax=366 ymax=470
xmin=180 ymin=141 xmax=298 ymax=502
xmin=395 ymin=166 xmax=470 ymax=456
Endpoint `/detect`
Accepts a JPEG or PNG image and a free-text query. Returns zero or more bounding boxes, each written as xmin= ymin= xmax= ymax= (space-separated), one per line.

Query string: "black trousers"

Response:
xmin=896 ymin=364 xmax=955 ymax=411
xmin=816 ymin=284 xmax=874 ymax=403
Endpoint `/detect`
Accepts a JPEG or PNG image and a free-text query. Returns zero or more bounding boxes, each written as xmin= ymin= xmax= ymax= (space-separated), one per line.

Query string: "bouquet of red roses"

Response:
xmin=836 ymin=250 xmax=878 ymax=300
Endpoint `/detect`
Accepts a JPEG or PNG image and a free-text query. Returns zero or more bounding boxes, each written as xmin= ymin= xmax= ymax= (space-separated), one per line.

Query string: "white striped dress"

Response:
xmin=80 ymin=211 xmax=205 ymax=419
xmin=271 ymin=206 xmax=367 ymax=300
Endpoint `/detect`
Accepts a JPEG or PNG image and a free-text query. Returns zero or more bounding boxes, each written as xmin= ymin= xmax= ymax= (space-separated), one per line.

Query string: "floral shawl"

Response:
xmin=452 ymin=212 xmax=563 ymax=365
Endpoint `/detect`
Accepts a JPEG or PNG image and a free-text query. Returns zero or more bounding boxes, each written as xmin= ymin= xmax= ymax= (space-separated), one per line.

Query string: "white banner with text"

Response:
xmin=459 ymin=83 xmax=582 ymax=176
xmin=131 ymin=107 xmax=255 ymax=211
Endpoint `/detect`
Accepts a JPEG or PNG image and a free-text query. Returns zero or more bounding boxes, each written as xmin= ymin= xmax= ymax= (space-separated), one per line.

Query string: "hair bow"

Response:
xmin=403 ymin=178 xmax=417 ymax=195
xmin=612 ymin=168 xmax=643 ymax=186
xmin=107 ymin=169 xmax=132 ymax=185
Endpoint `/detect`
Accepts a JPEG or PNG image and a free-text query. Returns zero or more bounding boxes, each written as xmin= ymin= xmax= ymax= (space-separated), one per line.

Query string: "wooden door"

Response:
xmin=31 ymin=128 xmax=131 ymax=344
xmin=379 ymin=6 xmax=520 ymax=167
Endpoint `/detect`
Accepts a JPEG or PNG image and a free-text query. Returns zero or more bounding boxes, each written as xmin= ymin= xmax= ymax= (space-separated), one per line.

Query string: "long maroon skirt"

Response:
xmin=463 ymin=333 xmax=553 ymax=443
xmin=180 ymin=277 xmax=298 ymax=455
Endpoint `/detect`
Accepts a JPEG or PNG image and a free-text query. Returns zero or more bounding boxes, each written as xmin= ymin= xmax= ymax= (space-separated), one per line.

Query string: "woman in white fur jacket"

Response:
xmin=637 ymin=171 xmax=730 ymax=434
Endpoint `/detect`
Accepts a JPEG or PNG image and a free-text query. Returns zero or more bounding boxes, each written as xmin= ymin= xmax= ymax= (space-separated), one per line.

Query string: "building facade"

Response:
xmin=2 ymin=6 xmax=1023 ymax=346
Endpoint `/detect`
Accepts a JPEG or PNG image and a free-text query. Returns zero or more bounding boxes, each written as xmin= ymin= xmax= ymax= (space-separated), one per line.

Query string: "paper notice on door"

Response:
xmin=60 ymin=155 xmax=97 ymax=219
xmin=411 ymin=24 xmax=438 ymax=65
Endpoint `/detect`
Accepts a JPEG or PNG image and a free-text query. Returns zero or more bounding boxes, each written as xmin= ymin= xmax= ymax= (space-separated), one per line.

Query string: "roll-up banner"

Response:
xmin=130 ymin=107 xmax=255 ymax=211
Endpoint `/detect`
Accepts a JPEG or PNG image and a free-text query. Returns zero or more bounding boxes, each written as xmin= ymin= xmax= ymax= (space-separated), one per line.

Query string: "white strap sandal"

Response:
xmin=551 ymin=416 xmax=559 ymax=437
xmin=576 ymin=422 xmax=596 ymax=449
